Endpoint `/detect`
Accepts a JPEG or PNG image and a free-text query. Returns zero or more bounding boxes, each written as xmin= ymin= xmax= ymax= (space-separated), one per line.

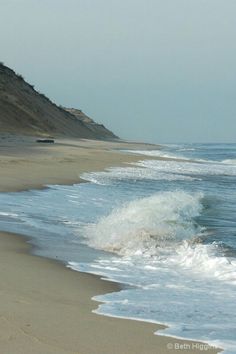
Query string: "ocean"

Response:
xmin=0 ymin=143 xmax=236 ymax=353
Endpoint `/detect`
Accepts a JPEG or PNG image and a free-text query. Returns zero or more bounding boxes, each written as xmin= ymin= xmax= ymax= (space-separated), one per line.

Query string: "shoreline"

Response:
xmin=0 ymin=231 xmax=221 ymax=354
xmin=0 ymin=136 xmax=221 ymax=353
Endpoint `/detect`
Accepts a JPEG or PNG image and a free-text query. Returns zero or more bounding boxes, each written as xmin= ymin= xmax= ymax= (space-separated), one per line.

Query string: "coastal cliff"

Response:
xmin=0 ymin=63 xmax=118 ymax=140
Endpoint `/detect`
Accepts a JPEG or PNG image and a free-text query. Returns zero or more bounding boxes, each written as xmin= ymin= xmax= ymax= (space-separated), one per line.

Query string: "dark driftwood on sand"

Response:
xmin=36 ymin=139 xmax=55 ymax=144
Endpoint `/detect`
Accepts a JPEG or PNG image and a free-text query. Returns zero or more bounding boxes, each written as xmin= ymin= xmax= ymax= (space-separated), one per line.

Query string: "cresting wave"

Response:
xmin=81 ymin=190 xmax=236 ymax=285
xmin=82 ymin=191 xmax=204 ymax=256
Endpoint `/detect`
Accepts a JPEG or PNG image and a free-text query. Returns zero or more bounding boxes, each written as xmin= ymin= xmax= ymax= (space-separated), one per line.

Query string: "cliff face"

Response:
xmin=0 ymin=63 xmax=118 ymax=139
xmin=64 ymin=107 xmax=117 ymax=140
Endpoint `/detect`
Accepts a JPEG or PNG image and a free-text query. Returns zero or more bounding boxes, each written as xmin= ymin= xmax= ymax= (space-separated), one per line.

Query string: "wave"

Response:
xmin=126 ymin=149 xmax=236 ymax=167
xmin=135 ymin=159 xmax=236 ymax=177
xmin=81 ymin=150 xmax=236 ymax=187
xmin=81 ymin=165 xmax=198 ymax=185
xmin=82 ymin=191 xmax=204 ymax=256
xmin=222 ymin=159 xmax=236 ymax=165
xmin=177 ymin=148 xmax=196 ymax=152
xmin=125 ymin=149 xmax=192 ymax=161
xmin=0 ymin=212 xmax=19 ymax=217
xmin=81 ymin=189 xmax=236 ymax=285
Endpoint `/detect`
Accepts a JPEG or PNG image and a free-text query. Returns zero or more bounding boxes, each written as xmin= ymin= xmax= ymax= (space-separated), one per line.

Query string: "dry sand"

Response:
xmin=0 ymin=135 xmax=221 ymax=354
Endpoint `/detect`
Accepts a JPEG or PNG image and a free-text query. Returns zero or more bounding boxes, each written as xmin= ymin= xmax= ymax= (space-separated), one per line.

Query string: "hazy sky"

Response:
xmin=1 ymin=0 xmax=236 ymax=143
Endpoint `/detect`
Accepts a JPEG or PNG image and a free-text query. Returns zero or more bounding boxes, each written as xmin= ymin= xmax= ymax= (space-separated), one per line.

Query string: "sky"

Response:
xmin=0 ymin=0 xmax=236 ymax=143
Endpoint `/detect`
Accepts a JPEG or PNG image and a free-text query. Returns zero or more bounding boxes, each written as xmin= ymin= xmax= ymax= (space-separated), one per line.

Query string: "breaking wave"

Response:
xmin=82 ymin=191 xmax=204 ymax=256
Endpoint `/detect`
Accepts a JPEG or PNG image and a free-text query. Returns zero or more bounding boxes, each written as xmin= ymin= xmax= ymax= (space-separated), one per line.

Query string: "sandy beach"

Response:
xmin=0 ymin=134 xmax=157 ymax=192
xmin=0 ymin=135 xmax=221 ymax=354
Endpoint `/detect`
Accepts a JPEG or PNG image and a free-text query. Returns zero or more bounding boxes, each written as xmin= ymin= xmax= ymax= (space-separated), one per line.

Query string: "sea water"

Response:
xmin=0 ymin=143 xmax=236 ymax=353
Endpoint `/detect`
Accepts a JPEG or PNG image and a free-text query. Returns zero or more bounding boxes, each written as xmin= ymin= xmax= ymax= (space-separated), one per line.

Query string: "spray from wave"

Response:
xmin=82 ymin=191 xmax=204 ymax=256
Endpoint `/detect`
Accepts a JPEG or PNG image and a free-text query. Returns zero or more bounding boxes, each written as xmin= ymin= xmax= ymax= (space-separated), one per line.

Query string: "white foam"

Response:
xmin=125 ymin=149 xmax=191 ymax=160
xmin=0 ymin=212 xmax=19 ymax=218
xmin=168 ymin=241 xmax=236 ymax=284
xmin=135 ymin=159 xmax=236 ymax=177
xmin=178 ymin=148 xmax=196 ymax=152
xmin=68 ymin=248 xmax=236 ymax=354
xmin=81 ymin=154 xmax=236 ymax=188
xmin=126 ymin=149 xmax=236 ymax=176
xmin=222 ymin=159 xmax=236 ymax=165
xmin=81 ymin=165 xmax=198 ymax=185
